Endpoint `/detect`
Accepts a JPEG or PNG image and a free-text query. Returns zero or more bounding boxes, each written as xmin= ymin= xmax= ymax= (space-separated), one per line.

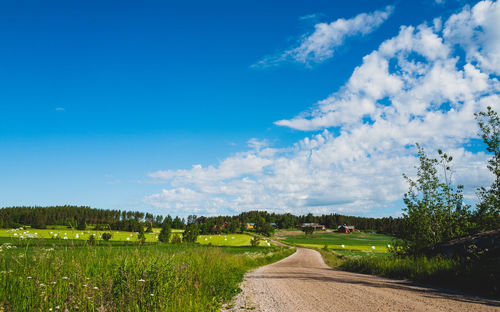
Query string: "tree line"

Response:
xmin=0 ymin=205 xmax=404 ymax=236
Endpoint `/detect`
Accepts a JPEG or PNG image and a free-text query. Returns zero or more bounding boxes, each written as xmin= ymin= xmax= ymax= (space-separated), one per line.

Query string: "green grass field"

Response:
xmin=0 ymin=237 xmax=294 ymax=311
xmin=0 ymin=228 xmax=265 ymax=247
xmin=0 ymin=227 xmax=163 ymax=242
xmin=197 ymin=234 xmax=273 ymax=247
xmin=276 ymin=230 xmax=396 ymax=255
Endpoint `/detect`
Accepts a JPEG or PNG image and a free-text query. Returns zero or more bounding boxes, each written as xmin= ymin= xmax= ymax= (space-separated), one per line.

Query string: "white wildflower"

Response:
xmin=341 ymin=245 xmax=345 ymax=248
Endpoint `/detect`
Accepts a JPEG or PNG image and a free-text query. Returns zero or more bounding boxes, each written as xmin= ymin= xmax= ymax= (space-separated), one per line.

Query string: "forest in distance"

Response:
xmin=0 ymin=205 xmax=404 ymax=236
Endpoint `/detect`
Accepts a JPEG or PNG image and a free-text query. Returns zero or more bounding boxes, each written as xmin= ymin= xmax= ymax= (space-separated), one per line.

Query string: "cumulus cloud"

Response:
xmin=253 ymin=6 xmax=394 ymax=68
xmin=145 ymin=1 xmax=500 ymax=216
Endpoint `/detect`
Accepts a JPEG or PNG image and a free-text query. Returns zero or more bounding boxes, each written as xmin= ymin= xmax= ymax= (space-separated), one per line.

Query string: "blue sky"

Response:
xmin=1 ymin=0 xmax=499 ymax=217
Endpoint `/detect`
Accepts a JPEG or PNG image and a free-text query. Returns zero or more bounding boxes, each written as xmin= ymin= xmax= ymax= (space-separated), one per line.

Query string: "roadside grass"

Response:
xmin=276 ymin=230 xmax=395 ymax=254
xmin=317 ymin=247 xmax=499 ymax=298
xmin=0 ymin=239 xmax=294 ymax=312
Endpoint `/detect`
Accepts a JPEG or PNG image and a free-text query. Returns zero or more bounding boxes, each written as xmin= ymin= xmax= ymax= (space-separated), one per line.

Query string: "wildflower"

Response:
xmin=63 ymin=237 xmax=68 ymax=240
xmin=56 ymin=306 xmax=60 ymax=309
xmin=150 ymin=294 xmax=154 ymax=297
xmin=75 ymin=234 xmax=79 ymax=239
xmin=62 ymin=276 xmax=69 ymax=280
xmin=138 ymin=279 xmax=145 ymax=283
xmin=232 ymin=237 xmax=235 ymax=239
xmin=86 ymin=277 xmax=90 ymax=280
xmin=54 ymin=234 xmax=58 ymax=237
xmin=387 ymin=244 xmax=391 ymax=248
xmin=371 ymin=246 xmax=375 ymax=250
xmin=34 ymin=233 xmax=38 ymax=235
xmin=267 ymin=243 xmax=271 ymax=246
xmin=49 ymin=308 xmax=53 ymax=311
xmin=93 ymin=286 xmax=99 ymax=290
xmin=40 ymin=283 xmax=46 ymax=287
xmin=204 ymin=238 xmax=207 ymax=241
xmin=13 ymin=233 xmax=18 ymax=236
xmin=27 ymin=276 xmax=32 ymax=279
xmin=341 ymin=245 xmax=345 ymax=248
xmin=87 ymin=297 xmax=92 ymax=300
xmin=51 ymin=281 xmax=56 ymax=285
xmin=126 ymin=237 xmax=130 ymax=241
xmin=83 ymin=284 xmax=87 ymax=287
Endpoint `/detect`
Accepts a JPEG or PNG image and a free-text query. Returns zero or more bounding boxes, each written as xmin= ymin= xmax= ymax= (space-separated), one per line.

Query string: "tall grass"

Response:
xmin=0 ymin=241 xmax=294 ymax=311
xmin=338 ymin=253 xmax=499 ymax=298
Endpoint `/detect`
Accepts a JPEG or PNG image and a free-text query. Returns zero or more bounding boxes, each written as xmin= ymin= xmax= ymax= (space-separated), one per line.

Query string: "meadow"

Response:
xmin=275 ymin=230 xmax=395 ymax=255
xmin=0 ymin=228 xmax=268 ymax=247
xmin=0 ymin=237 xmax=294 ymax=312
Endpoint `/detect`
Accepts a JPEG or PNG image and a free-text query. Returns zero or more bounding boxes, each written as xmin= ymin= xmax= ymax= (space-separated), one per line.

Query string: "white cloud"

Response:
xmin=145 ymin=1 xmax=500 ymax=216
xmin=253 ymin=6 xmax=394 ymax=68
xmin=443 ymin=0 xmax=500 ymax=75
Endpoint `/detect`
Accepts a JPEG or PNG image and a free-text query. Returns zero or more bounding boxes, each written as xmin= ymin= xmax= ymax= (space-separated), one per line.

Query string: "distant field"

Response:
xmin=0 ymin=228 xmax=267 ymax=247
xmin=0 ymin=227 xmax=162 ymax=242
xmin=276 ymin=230 xmax=395 ymax=255
xmin=197 ymin=234 xmax=273 ymax=247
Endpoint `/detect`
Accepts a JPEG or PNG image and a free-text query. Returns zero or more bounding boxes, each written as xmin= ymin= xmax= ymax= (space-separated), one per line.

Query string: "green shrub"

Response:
xmin=171 ymin=233 xmax=182 ymax=244
xmin=101 ymin=233 xmax=112 ymax=241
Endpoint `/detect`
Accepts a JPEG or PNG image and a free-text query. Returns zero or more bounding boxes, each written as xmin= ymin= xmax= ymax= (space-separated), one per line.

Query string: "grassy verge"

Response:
xmin=317 ymin=248 xmax=499 ymax=298
xmin=0 ymin=240 xmax=294 ymax=311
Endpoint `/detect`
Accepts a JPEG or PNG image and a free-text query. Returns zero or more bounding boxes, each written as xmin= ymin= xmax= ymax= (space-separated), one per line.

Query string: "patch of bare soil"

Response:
xmin=224 ymin=248 xmax=500 ymax=312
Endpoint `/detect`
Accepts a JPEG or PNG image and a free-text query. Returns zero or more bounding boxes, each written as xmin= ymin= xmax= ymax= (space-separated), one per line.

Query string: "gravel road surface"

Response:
xmin=226 ymin=247 xmax=500 ymax=312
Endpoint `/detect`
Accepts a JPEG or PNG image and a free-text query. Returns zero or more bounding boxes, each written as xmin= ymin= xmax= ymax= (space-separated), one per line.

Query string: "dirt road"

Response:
xmin=227 ymin=248 xmax=500 ymax=312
